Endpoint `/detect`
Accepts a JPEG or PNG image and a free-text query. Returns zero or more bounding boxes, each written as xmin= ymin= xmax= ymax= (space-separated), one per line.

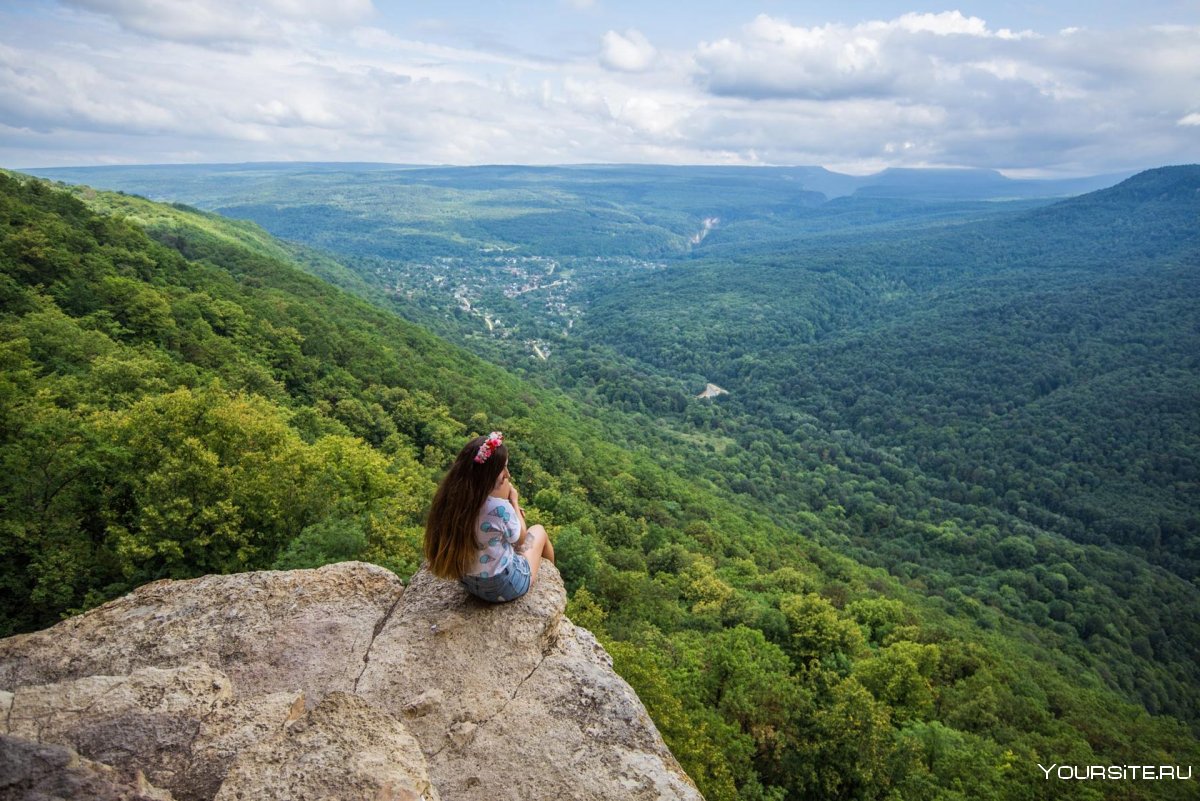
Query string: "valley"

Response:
xmin=9 ymin=163 xmax=1199 ymax=800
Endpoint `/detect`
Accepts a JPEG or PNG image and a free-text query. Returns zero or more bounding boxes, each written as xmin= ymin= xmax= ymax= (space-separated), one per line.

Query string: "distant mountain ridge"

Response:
xmin=1036 ymin=163 xmax=1200 ymax=214
xmin=849 ymin=166 xmax=1135 ymax=201
xmin=979 ymin=164 xmax=1200 ymax=266
xmin=23 ymin=161 xmax=1135 ymax=203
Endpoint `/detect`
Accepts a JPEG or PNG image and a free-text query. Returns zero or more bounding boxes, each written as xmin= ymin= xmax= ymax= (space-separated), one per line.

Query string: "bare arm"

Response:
xmin=509 ymin=482 xmax=530 ymax=548
xmin=490 ymin=468 xmax=529 ymax=547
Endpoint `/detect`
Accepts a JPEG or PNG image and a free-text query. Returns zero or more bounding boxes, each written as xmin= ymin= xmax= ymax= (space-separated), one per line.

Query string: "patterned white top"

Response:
xmin=464 ymin=496 xmax=522 ymax=578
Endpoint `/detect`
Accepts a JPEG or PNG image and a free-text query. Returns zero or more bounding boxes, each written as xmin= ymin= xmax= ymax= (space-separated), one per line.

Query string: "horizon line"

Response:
xmin=9 ymin=160 xmax=1161 ymax=182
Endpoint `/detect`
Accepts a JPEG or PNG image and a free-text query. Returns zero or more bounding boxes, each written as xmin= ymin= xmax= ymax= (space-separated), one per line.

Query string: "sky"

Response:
xmin=1 ymin=1 xmax=1198 ymax=175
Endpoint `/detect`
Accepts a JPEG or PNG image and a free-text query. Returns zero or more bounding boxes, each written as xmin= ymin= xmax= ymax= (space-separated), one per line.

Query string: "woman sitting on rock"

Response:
xmin=424 ymin=432 xmax=554 ymax=602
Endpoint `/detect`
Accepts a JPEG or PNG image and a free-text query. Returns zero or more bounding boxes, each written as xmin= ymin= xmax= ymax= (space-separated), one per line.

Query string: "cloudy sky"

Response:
xmin=2 ymin=1 xmax=1198 ymax=175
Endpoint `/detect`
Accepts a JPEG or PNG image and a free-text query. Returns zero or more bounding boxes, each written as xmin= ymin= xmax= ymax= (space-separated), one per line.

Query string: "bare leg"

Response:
xmin=520 ymin=524 xmax=551 ymax=584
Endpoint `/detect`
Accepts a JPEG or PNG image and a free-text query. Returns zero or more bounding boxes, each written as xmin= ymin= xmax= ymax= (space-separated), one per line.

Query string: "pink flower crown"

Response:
xmin=474 ymin=431 xmax=504 ymax=463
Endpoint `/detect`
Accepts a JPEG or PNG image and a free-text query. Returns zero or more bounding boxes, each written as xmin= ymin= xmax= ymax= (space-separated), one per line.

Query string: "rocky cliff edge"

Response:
xmin=0 ymin=561 xmax=702 ymax=801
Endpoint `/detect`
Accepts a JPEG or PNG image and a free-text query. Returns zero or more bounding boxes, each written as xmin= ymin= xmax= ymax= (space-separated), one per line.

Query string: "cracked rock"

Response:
xmin=213 ymin=692 xmax=437 ymax=801
xmin=0 ymin=562 xmax=404 ymax=709
xmin=0 ymin=561 xmax=702 ymax=801
xmin=358 ymin=563 xmax=701 ymax=801
xmin=1 ymin=664 xmax=302 ymax=801
xmin=355 ymin=564 xmax=565 ymax=755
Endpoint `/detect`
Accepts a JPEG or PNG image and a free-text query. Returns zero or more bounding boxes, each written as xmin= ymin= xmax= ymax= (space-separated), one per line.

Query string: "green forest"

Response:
xmin=2 ymin=167 xmax=1198 ymax=800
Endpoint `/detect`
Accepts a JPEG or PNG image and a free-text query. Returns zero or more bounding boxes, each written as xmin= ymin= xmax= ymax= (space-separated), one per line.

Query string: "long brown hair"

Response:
xmin=424 ymin=435 xmax=509 ymax=579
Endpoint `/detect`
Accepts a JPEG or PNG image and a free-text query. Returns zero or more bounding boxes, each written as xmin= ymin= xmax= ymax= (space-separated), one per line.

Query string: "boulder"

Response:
xmin=0 ymin=734 xmax=174 ymax=801
xmin=463 ymin=622 xmax=699 ymax=800
xmin=0 ymin=561 xmax=403 ymax=707
xmin=214 ymin=692 xmax=438 ymax=801
xmin=2 ymin=664 xmax=302 ymax=801
xmin=0 ymin=561 xmax=701 ymax=801
xmin=357 ymin=565 xmax=700 ymax=800
xmin=355 ymin=564 xmax=566 ymax=751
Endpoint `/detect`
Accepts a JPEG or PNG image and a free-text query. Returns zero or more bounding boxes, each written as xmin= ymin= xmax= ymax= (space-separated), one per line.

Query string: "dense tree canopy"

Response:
xmin=3 ymin=168 xmax=1198 ymax=800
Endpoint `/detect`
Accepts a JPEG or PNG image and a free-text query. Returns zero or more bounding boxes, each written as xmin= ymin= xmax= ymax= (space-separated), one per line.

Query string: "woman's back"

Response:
xmin=424 ymin=432 xmax=555 ymax=603
xmin=464 ymin=495 xmax=522 ymax=578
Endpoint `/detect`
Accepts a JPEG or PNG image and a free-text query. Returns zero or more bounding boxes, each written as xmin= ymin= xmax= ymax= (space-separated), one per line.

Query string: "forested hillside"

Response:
xmin=561 ymin=168 xmax=1200 ymax=731
xmin=3 ymin=170 xmax=1197 ymax=800
xmin=39 ymin=162 xmax=1197 ymax=733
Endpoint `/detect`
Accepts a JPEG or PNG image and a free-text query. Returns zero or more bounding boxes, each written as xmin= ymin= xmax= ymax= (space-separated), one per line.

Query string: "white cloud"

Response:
xmin=348 ymin=26 xmax=551 ymax=72
xmin=694 ymin=13 xmax=1050 ymax=100
xmin=616 ymin=96 xmax=678 ymax=136
xmin=686 ymin=14 xmax=1200 ymax=172
xmin=62 ymin=0 xmax=374 ymax=46
xmin=600 ymin=29 xmax=657 ymax=72
xmin=1 ymin=7 xmax=1197 ymax=174
xmin=890 ymin=11 xmax=991 ymax=36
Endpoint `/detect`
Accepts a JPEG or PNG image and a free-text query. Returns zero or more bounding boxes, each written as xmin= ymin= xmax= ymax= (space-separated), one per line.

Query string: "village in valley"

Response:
xmin=382 ymin=250 xmax=667 ymax=362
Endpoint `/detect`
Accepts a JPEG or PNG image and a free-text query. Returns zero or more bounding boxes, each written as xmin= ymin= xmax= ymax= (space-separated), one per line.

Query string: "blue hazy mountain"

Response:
xmin=26 ymin=161 xmax=1128 ymax=203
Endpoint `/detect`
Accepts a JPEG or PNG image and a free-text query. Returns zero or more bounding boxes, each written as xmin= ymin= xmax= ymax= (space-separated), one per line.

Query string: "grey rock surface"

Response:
xmin=2 ymin=664 xmax=303 ymax=801
xmin=214 ymin=691 xmax=438 ymax=801
xmin=463 ymin=621 xmax=699 ymax=800
xmin=4 ymin=664 xmax=229 ymax=799
xmin=0 ymin=561 xmax=403 ymax=707
xmin=0 ymin=733 xmax=174 ymax=801
xmin=355 ymin=564 xmax=566 ymax=751
xmin=0 ymin=561 xmax=702 ymax=801
xmin=358 ymin=565 xmax=701 ymax=801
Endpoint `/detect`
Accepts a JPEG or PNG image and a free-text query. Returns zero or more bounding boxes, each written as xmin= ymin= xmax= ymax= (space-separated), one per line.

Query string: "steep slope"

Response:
xmin=2 ymin=170 xmax=1197 ymax=800
xmin=569 ymin=167 xmax=1200 ymax=722
xmin=580 ymin=166 xmax=1200 ymax=563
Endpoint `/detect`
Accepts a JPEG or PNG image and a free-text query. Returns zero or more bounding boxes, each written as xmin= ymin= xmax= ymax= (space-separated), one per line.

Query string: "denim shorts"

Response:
xmin=460 ymin=554 xmax=531 ymax=603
